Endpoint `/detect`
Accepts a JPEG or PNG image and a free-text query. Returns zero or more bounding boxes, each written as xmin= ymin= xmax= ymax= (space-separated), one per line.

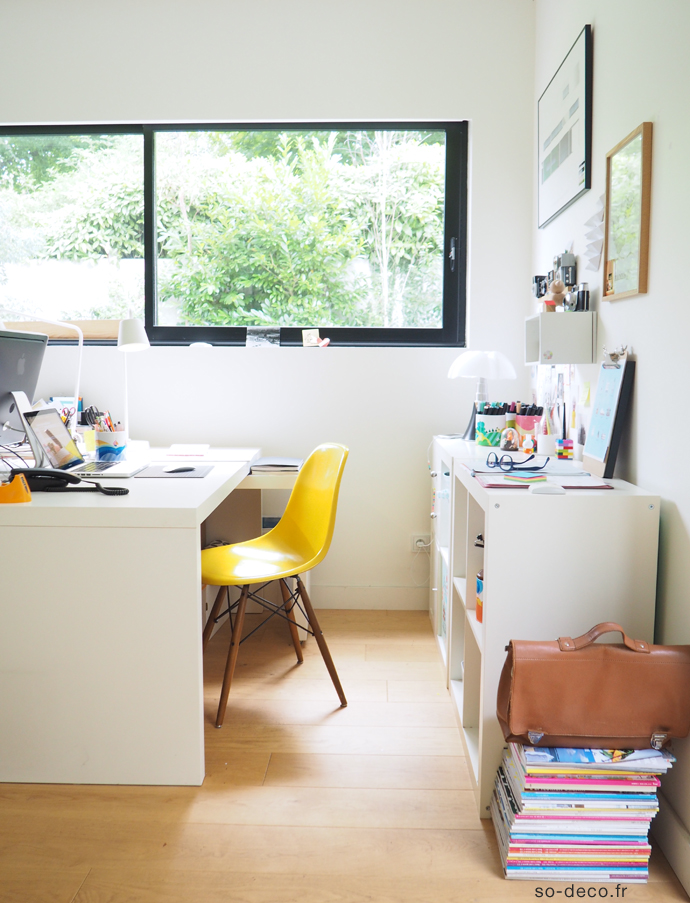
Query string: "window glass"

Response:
xmin=154 ymin=129 xmax=446 ymax=330
xmin=0 ymin=133 xmax=144 ymax=326
xmin=0 ymin=124 xmax=466 ymax=345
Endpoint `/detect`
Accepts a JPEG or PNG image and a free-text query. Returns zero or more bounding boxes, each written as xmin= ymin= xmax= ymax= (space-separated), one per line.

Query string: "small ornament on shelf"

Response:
xmin=556 ymin=438 xmax=574 ymax=460
xmin=544 ymin=279 xmax=567 ymax=312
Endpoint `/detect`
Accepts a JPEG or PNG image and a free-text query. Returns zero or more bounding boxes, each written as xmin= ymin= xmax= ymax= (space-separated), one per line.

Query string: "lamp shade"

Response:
xmin=447 ymin=350 xmax=516 ymax=381
xmin=118 ymin=318 xmax=150 ymax=352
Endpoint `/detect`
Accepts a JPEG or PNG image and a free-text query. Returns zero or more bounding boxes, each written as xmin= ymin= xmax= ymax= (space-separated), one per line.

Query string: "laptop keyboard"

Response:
xmin=77 ymin=461 xmax=114 ymax=472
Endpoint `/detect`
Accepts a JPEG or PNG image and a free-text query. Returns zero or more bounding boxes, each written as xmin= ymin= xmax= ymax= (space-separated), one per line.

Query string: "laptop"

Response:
xmin=24 ymin=408 xmax=147 ymax=478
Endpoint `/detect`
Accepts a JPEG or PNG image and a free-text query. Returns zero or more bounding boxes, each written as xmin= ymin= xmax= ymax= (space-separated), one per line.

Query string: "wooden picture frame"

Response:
xmin=537 ymin=25 xmax=593 ymax=228
xmin=603 ymin=122 xmax=652 ymax=300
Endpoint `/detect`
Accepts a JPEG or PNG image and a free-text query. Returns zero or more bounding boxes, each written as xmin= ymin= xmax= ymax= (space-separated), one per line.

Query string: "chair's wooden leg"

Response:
xmin=296 ymin=576 xmax=347 ymax=707
xmin=215 ymin=585 xmax=248 ymax=728
xmin=202 ymin=586 xmax=227 ymax=653
xmin=280 ymin=579 xmax=304 ymax=664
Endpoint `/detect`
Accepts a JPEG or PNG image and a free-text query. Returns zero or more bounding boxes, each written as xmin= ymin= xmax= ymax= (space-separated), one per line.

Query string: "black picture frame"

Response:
xmin=538 ymin=24 xmax=593 ymax=228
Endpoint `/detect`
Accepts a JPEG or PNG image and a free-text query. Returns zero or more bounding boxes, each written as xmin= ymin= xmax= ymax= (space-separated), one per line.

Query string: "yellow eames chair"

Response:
xmin=202 ymin=443 xmax=348 ymax=727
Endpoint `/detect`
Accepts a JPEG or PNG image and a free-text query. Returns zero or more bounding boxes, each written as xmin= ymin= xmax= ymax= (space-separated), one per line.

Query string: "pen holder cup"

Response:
xmin=475 ymin=413 xmax=506 ymax=448
xmin=95 ymin=430 xmax=128 ymax=462
xmin=515 ymin=415 xmax=540 ymax=452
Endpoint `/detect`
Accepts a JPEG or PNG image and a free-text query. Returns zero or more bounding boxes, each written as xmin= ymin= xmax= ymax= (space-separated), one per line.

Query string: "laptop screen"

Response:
xmin=24 ymin=408 xmax=85 ymax=470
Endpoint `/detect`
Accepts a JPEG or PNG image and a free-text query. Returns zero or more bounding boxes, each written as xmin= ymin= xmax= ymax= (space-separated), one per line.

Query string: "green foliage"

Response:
xmin=342 ymin=131 xmax=444 ymax=327
xmin=0 ymin=135 xmax=114 ymax=191
xmin=41 ymin=138 xmax=144 ymax=260
xmin=158 ymin=134 xmax=369 ymax=326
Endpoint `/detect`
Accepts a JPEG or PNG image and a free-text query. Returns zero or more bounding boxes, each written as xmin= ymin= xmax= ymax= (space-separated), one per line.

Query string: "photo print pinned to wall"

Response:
xmin=538 ymin=25 xmax=593 ymax=228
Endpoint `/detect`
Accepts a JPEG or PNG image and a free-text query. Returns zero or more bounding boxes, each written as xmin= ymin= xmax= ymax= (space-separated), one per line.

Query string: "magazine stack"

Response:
xmin=491 ymin=742 xmax=675 ymax=883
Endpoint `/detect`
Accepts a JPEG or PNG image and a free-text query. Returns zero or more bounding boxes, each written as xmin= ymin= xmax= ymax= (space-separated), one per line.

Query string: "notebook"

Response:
xmin=24 ymin=408 xmax=147 ymax=478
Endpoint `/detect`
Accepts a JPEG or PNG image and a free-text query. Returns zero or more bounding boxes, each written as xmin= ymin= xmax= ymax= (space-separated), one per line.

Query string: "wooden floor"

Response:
xmin=0 ymin=609 xmax=687 ymax=903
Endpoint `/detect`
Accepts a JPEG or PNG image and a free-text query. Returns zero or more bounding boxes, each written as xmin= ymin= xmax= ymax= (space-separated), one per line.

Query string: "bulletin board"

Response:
xmin=583 ymin=359 xmax=635 ymax=479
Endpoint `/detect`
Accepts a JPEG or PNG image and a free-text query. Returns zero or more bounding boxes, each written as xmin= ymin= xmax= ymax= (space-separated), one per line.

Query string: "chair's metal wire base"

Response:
xmin=212 ymin=578 xmax=314 ymax=645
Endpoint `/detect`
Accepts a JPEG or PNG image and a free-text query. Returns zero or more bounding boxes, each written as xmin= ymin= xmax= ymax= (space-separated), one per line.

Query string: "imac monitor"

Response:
xmin=0 ymin=329 xmax=49 ymax=438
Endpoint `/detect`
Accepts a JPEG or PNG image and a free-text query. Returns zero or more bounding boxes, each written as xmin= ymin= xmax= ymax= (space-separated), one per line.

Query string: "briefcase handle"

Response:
xmin=558 ymin=621 xmax=650 ymax=654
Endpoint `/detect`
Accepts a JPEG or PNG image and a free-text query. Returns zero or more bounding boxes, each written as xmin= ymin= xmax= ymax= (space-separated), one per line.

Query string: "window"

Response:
xmin=0 ymin=122 xmax=467 ymax=346
xmin=0 ymin=127 xmax=145 ymax=337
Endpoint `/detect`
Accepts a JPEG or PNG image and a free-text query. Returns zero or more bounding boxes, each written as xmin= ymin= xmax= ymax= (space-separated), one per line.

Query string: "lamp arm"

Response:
xmin=0 ymin=309 xmax=83 ymax=428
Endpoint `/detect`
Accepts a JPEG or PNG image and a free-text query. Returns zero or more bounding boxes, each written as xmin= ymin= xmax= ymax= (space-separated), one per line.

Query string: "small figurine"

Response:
xmin=603 ymin=345 xmax=628 ymax=367
xmin=499 ymin=427 xmax=519 ymax=451
xmin=521 ymin=434 xmax=537 ymax=453
xmin=544 ymin=279 xmax=567 ymax=312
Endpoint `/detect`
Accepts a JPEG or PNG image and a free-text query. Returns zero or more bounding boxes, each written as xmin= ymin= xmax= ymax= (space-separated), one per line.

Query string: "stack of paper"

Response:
xmin=491 ymin=743 xmax=675 ymax=883
xmin=250 ymin=457 xmax=303 ymax=473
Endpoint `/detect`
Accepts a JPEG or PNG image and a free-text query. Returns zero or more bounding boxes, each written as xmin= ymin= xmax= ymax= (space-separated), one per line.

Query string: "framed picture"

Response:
xmin=603 ymin=122 xmax=653 ymax=300
xmin=583 ymin=357 xmax=635 ymax=479
xmin=538 ymin=24 xmax=593 ymax=228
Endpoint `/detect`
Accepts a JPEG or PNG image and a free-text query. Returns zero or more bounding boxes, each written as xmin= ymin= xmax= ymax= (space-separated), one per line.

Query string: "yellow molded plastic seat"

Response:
xmin=201 ymin=443 xmax=348 ymax=727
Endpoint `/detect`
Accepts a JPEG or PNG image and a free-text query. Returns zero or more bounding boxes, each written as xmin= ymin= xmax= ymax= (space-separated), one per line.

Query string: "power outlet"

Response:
xmin=411 ymin=534 xmax=431 ymax=552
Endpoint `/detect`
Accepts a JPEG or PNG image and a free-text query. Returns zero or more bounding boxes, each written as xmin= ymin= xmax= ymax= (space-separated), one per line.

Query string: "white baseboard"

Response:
xmin=652 ymin=791 xmax=690 ymax=895
xmin=309 ymin=585 xmax=427 ymax=609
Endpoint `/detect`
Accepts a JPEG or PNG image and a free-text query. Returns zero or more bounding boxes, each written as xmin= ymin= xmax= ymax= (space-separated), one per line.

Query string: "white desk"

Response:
xmin=0 ymin=448 xmax=262 ymax=786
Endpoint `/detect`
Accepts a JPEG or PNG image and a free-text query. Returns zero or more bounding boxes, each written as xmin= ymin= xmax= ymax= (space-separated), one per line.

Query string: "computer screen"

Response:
xmin=0 ymin=329 xmax=49 ymax=439
xmin=23 ymin=408 xmax=83 ymax=469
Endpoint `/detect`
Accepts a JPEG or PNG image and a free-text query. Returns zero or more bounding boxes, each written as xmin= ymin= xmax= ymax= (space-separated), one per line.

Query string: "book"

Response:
xmin=491 ymin=743 xmax=674 ymax=883
xmin=250 ymin=457 xmax=303 ymax=473
xmin=473 ymin=472 xmax=613 ymax=490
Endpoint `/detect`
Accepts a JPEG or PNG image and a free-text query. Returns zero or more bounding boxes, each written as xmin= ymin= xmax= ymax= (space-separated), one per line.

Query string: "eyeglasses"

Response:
xmin=486 ymin=452 xmax=548 ymax=472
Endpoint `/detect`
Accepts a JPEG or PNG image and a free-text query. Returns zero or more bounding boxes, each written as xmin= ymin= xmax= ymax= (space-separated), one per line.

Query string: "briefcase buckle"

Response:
xmin=651 ymin=732 xmax=668 ymax=750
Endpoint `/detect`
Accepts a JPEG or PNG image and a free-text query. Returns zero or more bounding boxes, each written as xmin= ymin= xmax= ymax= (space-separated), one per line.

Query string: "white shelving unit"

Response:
xmin=429 ymin=440 xmax=454 ymax=662
xmin=525 ymin=310 xmax=596 ymax=364
xmin=430 ymin=436 xmax=660 ymax=817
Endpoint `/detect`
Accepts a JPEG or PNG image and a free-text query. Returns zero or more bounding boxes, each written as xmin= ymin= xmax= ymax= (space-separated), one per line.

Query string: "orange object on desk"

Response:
xmin=0 ymin=473 xmax=32 ymax=504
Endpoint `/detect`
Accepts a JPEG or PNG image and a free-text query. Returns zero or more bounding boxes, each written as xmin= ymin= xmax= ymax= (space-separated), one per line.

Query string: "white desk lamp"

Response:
xmin=117 ymin=318 xmax=150 ymax=437
xmin=448 ymin=350 xmax=517 ymax=440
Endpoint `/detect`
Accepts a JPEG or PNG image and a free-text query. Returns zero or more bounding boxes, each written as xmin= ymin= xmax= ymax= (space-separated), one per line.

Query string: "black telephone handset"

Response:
xmin=18 ymin=468 xmax=83 ymax=491
xmin=10 ymin=468 xmax=129 ymax=496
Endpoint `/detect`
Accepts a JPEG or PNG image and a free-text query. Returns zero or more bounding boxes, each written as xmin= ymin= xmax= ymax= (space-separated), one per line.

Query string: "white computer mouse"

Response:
xmin=529 ymin=483 xmax=566 ymax=494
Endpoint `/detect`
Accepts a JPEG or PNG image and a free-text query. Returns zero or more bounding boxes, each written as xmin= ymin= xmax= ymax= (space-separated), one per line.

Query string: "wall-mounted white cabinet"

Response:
xmin=525 ymin=311 xmax=597 ymax=364
xmin=430 ymin=436 xmax=660 ymax=817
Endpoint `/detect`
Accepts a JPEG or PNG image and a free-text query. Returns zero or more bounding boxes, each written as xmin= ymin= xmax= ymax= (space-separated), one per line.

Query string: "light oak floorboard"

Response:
xmin=184 ymin=785 xmax=479 ymax=829
xmin=0 ymin=610 xmax=684 ymax=902
xmin=209 ymin=657 xmax=445 ymax=681
xmin=0 ymin=823 xmax=498 ymax=877
xmin=0 ymin=867 xmax=90 ymax=903
xmin=72 ymin=867 xmax=690 ymax=903
xmin=365 ymin=643 xmax=442 ymax=661
xmin=204 ymin=723 xmax=463 ymax=756
xmin=263 ymin=752 xmax=472 ymax=789
xmin=199 ymin=698 xmax=457 ymax=728
xmin=204 ymin=677 xmax=387 ymax=702
xmin=387 ymin=679 xmax=452 ymax=702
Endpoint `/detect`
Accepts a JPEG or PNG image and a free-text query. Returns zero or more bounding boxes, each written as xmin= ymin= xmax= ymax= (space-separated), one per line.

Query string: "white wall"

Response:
xmin=3 ymin=0 xmax=535 ymax=608
xmin=533 ymin=0 xmax=690 ymax=889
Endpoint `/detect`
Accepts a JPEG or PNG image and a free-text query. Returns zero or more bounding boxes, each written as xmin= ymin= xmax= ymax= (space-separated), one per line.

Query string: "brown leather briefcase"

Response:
xmin=496 ymin=622 xmax=690 ymax=749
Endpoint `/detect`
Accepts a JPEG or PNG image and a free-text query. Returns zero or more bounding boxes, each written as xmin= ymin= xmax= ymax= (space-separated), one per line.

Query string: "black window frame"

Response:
xmin=1 ymin=121 xmax=468 ymax=347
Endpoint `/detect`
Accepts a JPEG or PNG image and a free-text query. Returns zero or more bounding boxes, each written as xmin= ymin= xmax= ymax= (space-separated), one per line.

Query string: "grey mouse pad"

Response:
xmin=135 ymin=465 xmax=213 ymax=478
